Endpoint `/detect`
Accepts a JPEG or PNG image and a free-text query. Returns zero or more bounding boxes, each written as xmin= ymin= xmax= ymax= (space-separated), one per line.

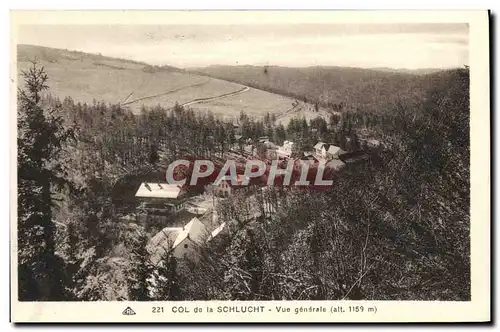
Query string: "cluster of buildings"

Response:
xmin=234 ymin=136 xmax=348 ymax=170
xmin=134 ymin=182 xmax=228 ymax=266
xmin=132 ymin=135 xmax=367 ymax=267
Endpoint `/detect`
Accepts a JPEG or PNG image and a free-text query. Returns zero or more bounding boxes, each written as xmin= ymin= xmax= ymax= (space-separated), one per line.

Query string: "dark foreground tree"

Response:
xmin=126 ymin=226 xmax=153 ymax=301
xmin=17 ymin=62 xmax=74 ymax=300
xmin=152 ymin=250 xmax=181 ymax=300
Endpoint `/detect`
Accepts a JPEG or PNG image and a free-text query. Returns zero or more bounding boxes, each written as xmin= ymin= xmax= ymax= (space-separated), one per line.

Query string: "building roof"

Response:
xmin=314 ymin=142 xmax=326 ymax=150
xmin=207 ymin=222 xmax=226 ymax=242
xmin=135 ymin=183 xmax=182 ymax=199
xmin=147 ymin=226 xmax=183 ymax=265
xmin=148 ymin=216 xmax=226 ymax=265
xmin=148 ymin=227 xmax=182 ymax=250
xmin=172 ymin=217 xmax=208 ymax=248
xmin=314 ymin=142 xmax=344 ymax=156
xmin=326 ymin=159 xmax=346 ymax=170
xmin=326 ymin=145 xmax=344 ymax=155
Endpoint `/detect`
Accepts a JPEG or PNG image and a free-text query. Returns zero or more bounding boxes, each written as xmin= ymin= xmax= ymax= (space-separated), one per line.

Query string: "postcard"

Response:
xmin=10 ymin=10 xmax=490 ymax=323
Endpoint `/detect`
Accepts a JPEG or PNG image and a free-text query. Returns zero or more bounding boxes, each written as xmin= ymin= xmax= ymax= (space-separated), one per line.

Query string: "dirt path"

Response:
xmin=122 ymin=79 xmax=211 ymax=106
xmin=121 ymin=92 xmax=135 ymax=104
xmin=181 ymin=86 xmax=250 ymax=107
xmin=121 ymin=74 xmax=152 ymax=104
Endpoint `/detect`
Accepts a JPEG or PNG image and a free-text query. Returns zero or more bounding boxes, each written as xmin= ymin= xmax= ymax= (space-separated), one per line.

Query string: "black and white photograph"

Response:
xmin=9 ymin=10 xmax=490 ymax=323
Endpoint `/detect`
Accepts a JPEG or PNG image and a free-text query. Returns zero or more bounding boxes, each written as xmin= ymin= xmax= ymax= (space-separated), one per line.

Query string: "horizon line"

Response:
xmin=17 ymin=43 xmax=467 ymax=72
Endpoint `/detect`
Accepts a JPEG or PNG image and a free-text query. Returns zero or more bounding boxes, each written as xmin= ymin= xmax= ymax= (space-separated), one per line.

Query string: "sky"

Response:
xmin=17 ymin=23 xmax=469 ymax=69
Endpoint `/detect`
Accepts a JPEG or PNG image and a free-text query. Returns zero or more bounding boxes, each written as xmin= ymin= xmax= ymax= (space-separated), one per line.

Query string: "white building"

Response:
xmin=212 ymin=174 xmax=250 ymax=197
xmin=147 ymin=217 xmax=215 ymax=265
xmin=277 ymin=140 xmax=294 ymax=159
xmin=135 ymin=182 xmax=185 ymax=213
xmin=313 ymin=142 xmax=345 ymax=160
xmin=135 ymin=182 xmax=182 ymax=199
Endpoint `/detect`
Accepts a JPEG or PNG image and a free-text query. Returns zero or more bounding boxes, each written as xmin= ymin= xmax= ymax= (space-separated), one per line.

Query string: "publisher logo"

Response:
xmin=122 ymin=307 xmax=136 ymax=315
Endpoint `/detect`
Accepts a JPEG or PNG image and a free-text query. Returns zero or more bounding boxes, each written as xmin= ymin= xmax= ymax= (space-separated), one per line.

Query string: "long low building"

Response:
xmin=135 ymin=182 xmax=186 ymax=216
xmin=135 ymin=182 xmax=182 ymax=199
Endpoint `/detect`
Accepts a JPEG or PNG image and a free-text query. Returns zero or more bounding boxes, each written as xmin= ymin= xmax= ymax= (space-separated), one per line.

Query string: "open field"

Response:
xmin=17 ymin=45 xmax=237 ymax=113
xmin=17 ymin=45 xmax=313 ymax=121
xmin=17 ymin=45 xmax=418 ymax=126
xmin=124 ymin=76 xmax=245 ymax=114
xmin=186 ymin=86 xmax=299 ymax=120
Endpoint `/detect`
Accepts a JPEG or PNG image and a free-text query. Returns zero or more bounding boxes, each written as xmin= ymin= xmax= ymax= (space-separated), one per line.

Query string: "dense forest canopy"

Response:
xmin=191 ymin=65 xmax=456 ymax=113
xmin=17 ymin=57 xmax=470 ymax=301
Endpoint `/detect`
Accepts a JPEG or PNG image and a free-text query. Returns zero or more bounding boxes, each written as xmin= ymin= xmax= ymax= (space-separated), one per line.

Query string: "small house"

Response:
xmin=212 ymin=174 xmax=251 ymax=197
xmin=313 ymin=142 xmax=345 ymax=160
xmin=277 ymin=140 xmax=294 ymax=159
xmin=148 ymin=217 xmax=226 ymax=265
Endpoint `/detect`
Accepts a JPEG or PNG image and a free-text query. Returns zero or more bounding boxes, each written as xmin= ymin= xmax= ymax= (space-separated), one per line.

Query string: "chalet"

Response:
xmin=147 ymin=217 xmax=214 ymax=265
xmin=313 ymin=142 xmax=326 ymax=157
xmin=313 ymin=142 xmax=345 ymax=160
xmin=212 ymin=174 xmax=251 ymax=197
xmin=135 ymin=182 xmax=186 ymax=216
xmin=277 ymin=140 xmax=294 ymax=159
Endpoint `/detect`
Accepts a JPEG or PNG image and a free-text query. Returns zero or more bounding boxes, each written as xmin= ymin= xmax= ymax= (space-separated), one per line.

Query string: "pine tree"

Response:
xmin=126 ymin=227 xmax=153 ymax=301
xmin=153 ymin=251 xmax=181 ymax=300
xmin=17 ymin=61 xmax=74 ymax=300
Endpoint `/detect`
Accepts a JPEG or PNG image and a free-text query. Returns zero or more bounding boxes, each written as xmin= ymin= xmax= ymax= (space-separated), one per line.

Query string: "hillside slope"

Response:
xmin=190 ymin=65 xmax=454 ymax=113
xmin=16 ymin=45 xmax=300 ymax=119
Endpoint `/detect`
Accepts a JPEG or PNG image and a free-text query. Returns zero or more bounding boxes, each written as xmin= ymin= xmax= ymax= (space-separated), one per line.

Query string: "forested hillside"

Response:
xmin=191 ymin=65 xmax=458 ymax=113
xmin=17 ymin=58 xmax=469 ymax=301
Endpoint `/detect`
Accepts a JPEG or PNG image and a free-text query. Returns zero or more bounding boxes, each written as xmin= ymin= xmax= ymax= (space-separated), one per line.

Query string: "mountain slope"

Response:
xmin=190 ymin=65 xmax=453 ymax=113
xmin=16 ymin=45 xmax=301 ymax=119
